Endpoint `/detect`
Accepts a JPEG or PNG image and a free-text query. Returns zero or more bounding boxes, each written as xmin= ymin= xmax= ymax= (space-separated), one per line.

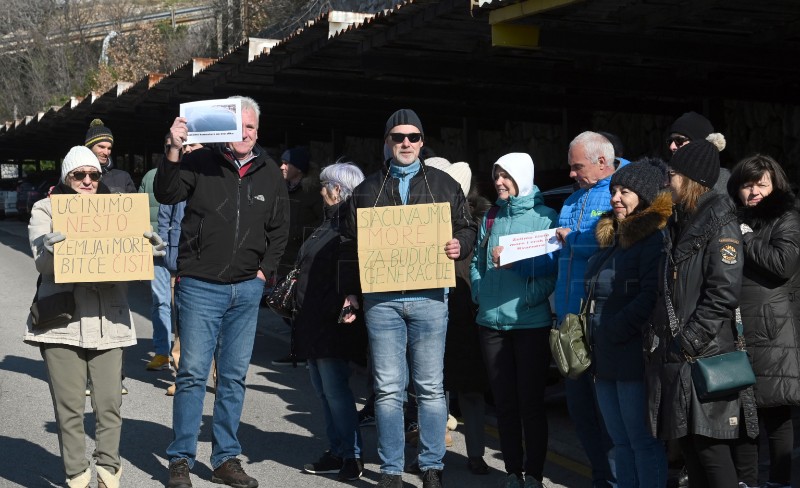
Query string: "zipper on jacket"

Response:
xmin=231 ymin=176 xmax=242 ymax=281
xmin=195 ymin=218 xmax=204 ymax=259
xmin=564 ymin=187 xmax=592 ymax=311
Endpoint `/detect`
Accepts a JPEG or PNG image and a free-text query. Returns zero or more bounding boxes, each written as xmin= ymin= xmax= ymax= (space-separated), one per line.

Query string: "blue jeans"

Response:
xmin=595 ymin=379 xmax=666 ymax=488
xmin=308 ymin=358 xmax=362 ymax=459
xmin=167 ymin=276 xmax=264 ymax=469
xmin=364 ymin=296 xmax=448 ymax=475
xmin=150 ymin=258 xmax=173 ymax=356
xmin=565 ymin=374 xmax=617 ymax=487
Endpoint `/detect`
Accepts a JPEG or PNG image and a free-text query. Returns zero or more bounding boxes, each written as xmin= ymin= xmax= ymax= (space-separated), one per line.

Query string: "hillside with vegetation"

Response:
xmin=0 ymin=0 xmax=395 ymax=123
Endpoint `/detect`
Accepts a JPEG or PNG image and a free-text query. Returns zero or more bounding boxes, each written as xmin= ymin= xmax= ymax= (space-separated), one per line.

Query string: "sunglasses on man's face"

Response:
xmin=70 ymin=171 xmax=102 ymax=182
xmin=388 ymin=132 xmax=422 ymax=144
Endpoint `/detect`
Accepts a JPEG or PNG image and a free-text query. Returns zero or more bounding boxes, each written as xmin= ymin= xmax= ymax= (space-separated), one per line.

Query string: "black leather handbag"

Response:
xmin=266 ymin=268 xmax=299 ymax=318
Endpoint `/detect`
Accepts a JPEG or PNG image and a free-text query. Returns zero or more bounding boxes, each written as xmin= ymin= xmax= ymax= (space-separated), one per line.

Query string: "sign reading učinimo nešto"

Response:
xmin=357 ymin=203 xmax=455 ymax=293
xmin=51 ymin=193 xmax=153 ymax=283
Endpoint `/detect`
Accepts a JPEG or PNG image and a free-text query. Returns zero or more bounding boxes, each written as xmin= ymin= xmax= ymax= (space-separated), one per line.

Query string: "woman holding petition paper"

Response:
xmin=469 ymin=153 xmax=558 ymax=488
xmin=584 ymin=158 xmax=670 ymax=488
xmin=24 ymin=146 xmax=164 ymax=488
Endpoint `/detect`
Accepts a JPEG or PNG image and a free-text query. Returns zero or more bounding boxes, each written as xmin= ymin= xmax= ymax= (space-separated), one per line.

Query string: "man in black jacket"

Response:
xmin=339 ymin=109 xmax=476 ymax=488
xmin=155 ymin=96 xmax=289 ymax=488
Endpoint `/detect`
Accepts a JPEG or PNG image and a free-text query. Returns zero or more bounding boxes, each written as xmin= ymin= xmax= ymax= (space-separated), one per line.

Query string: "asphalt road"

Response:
xmin=0 ymin=218 xmax=590 ymax=488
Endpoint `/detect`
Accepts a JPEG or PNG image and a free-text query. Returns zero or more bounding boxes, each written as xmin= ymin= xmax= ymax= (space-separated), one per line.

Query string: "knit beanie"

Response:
xmin=61 ymin=146 xmax=102 ymax=182
xmin=287 ymin=147 xmax=311 ymax=174
xmin=84 ymin=118 xmax=114 ymax=148
xmin=384 ymin=109 xmax=424 ymax=138
xmin=424 ymin=157 xmax=472 ymax=195
xmin=669 ymin=139 xmax=720 ymax=188
xmin=423 ymin=157 xmax=450 ymax=171
xmin=669 ymin=112 xmax=714 ymax=142
xmin=493 ymin=153 xmax=534 ymax=197
xmin=610 ymin=158 xmax=666 ymax=205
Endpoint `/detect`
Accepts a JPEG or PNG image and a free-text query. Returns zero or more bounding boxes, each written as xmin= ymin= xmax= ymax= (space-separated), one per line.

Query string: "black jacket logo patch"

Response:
xmin=720 ymin=244 xmax=738 ymax=265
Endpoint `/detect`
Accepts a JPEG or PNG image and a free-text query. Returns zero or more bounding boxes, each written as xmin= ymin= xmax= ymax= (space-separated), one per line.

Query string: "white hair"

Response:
xmin=320 ymin=162 xmax=365 ymax=200
xmin=228 ymin=95 xmax=260 ymax=126
xmin=569 ymin=131 xmax=615 ymax=164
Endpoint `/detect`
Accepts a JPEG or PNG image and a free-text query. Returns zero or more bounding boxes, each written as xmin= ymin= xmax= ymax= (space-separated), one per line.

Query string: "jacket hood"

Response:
xmin=735 ymin=190 xmax=798 ymax=230
xmin=493 ymin=153 xmax=534 ymax=197
xmin=596 ymin=191 xmax=672 ymax=249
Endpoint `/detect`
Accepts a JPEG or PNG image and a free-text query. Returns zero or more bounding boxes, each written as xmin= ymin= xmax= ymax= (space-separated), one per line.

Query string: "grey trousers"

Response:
xmin=40 ymin=344 xmax=123 ymax=479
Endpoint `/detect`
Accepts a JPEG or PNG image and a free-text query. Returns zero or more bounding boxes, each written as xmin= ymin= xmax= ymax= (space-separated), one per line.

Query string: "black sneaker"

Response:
xmin=271 ymin=354 xmax=306 ymax=367
xmin=302 ymin=450 xmax=343 ymax=475
xmin=422 ymin=469 xmax=443 ymax=488
xmin=211 ymin=458 xmax=258 ymax=488
xmin=167 ymin=458 xmax=192 ymax=488
xmin=337 ymin=458 xmax=363 ymax=481
xmin=376 ymin=474 xmax=403 ymax=488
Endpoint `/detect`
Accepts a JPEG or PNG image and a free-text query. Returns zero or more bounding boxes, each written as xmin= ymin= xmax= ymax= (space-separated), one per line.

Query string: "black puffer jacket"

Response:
xmin=154 ymin=144 xmax=289 ymax=283
xmin=736 ymin=190 xmax=800 ymax=407
xmin=293 ymin=200 xmax=367 ymax=363
xmin=646 ymin=191 xmax=745 ymax=440
xmin=101 ymin=163 xmax=136 ymax=193
xmin=339 ymin=161 xmax=477 ymax=296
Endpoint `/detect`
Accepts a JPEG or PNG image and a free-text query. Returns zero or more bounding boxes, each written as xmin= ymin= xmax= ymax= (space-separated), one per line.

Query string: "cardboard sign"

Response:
xmin=498 ymin=228 xmax=562 ymax=265
xmin=357 ymin=203 xmax=455 ymax=293
xmin=51 ymin=193 xmax=153 ymax=283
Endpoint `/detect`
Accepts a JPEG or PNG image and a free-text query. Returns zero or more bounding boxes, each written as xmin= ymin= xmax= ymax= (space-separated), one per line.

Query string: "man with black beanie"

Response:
xmin=337 ymin=109 xmax=476 ymax=488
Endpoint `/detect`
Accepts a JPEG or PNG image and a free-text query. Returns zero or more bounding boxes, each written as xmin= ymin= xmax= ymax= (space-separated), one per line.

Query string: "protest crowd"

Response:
xmin=20 ymin=100 xmax=800 ymax=488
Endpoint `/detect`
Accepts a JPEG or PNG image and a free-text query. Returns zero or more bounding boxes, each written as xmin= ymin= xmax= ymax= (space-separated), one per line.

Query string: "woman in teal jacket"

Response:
xmin=470 ymin=152 xmax=558 ymax=488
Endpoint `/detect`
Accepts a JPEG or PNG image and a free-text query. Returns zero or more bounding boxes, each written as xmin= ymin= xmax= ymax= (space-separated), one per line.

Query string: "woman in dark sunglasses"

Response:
xmin=24 ymin=146 xmax=162 ymax=488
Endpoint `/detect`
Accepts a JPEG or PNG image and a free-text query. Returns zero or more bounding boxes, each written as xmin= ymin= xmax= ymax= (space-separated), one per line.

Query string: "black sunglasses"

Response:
xmin=666 ymin=135 xmax=690 ymax=146
xmin=70 ymin=171 xmax=102 ymax=181
xmin=389 ymin=132 xmax=422 ymax=143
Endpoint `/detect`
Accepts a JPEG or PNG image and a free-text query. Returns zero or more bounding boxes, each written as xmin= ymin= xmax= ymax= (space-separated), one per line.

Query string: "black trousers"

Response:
xmin=479 ymin=326 xmax=551 ymax=480
xmin=678 ymin=434 xmax=738 ymax=488
xmin=733 ymin=405 xmax=794 ymax=486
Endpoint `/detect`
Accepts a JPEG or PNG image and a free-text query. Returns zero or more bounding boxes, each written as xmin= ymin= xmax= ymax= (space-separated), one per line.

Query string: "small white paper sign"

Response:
xmin=180 ymin=98 xmax=242 ymax=144
xmin=498 ymin=228 xmax=562 ymax=266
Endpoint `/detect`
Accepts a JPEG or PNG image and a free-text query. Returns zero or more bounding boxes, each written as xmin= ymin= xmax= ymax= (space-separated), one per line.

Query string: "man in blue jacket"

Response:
xmin=554 ymin=131 xmax=617 ymax=487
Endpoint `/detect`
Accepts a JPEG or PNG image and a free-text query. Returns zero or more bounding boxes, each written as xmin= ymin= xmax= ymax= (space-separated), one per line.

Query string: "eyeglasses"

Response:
xmin=388 ymin=132 xmax=422 ymax=144
xmin=70 ymin=171 xmax=102 ymax=181
xmin=666 ymin=135 xmax=690 ymax=147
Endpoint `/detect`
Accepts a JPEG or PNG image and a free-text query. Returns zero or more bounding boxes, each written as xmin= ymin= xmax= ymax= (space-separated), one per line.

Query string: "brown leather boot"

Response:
xmin=211 ymin=458 xmax=258 ymax=488
xmin=167 ymin=458 xmax=192 ymax=488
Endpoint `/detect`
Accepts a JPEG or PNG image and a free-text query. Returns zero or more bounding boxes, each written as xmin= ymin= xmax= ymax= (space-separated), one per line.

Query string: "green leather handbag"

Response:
xmin=549 ymin=298 xmax=592 ymax=380
xmin=690 ymin=350 xmax=756 ymax=401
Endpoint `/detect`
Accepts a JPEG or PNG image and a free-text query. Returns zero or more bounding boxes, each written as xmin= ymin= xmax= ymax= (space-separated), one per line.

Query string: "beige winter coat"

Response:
xmin=23 ymin=197 xmax=137 ymax=350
